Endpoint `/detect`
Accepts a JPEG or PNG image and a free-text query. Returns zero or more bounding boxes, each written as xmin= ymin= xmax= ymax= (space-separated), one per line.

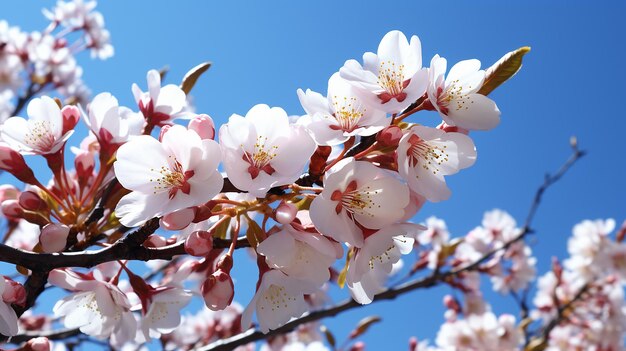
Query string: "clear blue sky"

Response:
xmin=2 ymin=1 xmax=625 ymax=349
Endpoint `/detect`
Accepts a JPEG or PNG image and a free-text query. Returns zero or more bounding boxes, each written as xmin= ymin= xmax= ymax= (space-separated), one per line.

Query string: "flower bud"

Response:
xmin=26 ymin=337 xmax=51 ymax=351
xmin=185 ymin=230 xmax=213 ymax=256
xmin=275 ymin=201 xmax=297 ymax=224
xmin=74 ymin=150 xmax=95 ymax=183
xmin=349 ymin=342 xmax=365 ymax=351
xmin=2 ymin=277 xmax=26 ymax=306
xmin=188 ymin=114 xmax=215 ymax=140
xmin=19 ymin=191 xmax=46 ymax=212
xmin=1 ymin=199 xmax=24 ymax=220
xmin=201 ymin=269 xmax=234 ymax=311
xmin=376 ymin=125 xmax=403 ymax=147
xmin=159 ymin=124 xmax=172 ymax=142
xmin=161 ymin=207 xmax=196 ymax=231
xmin=0 ymin=144 xmax=38 ymax=184
xmin=61 ymin=105 xmax=80 ymax=135
xmin=40 ymin=223 xmax=70 ymax=253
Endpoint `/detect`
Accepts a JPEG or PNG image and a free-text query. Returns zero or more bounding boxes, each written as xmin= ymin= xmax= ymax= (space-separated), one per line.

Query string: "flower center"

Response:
xmin=242 ymin=136 xmax=278 ymax=180
xmin=150 ymin=156 xmax=194 ymax=199
xmin=260 ymin=284 xmax=295 ymax=312
xmin=436 ymin=80 xmax=473 ymax=115
xmin=377 ymin=60 xmax=410 ymax=104
xmin=330 ymin=96 xmax=366 ymax=132
xmin=330 ymin=180 xmax=380 ymax=219
xmin=406 ymin=134 xmax=449 ymax=176
xmin=25 ymin=120 xmax=57 ymax=152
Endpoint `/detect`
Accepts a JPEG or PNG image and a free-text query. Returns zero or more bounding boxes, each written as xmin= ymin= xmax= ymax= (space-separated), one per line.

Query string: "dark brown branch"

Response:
xmin=193 ymin=145 xmax=585 ymax=351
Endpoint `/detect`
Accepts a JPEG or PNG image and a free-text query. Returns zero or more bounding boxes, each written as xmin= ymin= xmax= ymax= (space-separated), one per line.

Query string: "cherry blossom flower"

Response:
xmin=1 ymin=96 xmax=74 ymax=155
xmin=397 ymin=126 xmax=476 ymax=202
xmin=346 ymin=223 xmax=423 ymax=304
xmin=257 ymin=219 xmax=343 ymax=286
xmin=49 ymin=268 xmax=137 ymax=345
xmin=0 ymin=277 xmax=19 ymax=336
xmin=427 ymin=54 xmax=500 ymax=130
xmin=241 ymin=270 xmax=318 ymax=333
xmin=219 ymin=104 xmax=316 ymax=197
xmin=132 ymin=69 xmax=188 ymax=126
xmin=310 ymin=157 xmax=410 ymax=248
xmin=114 ymin=124 xmax=223 ymax=227
xmin=137 ymin=286 xmax=193 ymax=341
xmin=340 ymin=30 xmax=428 ymax=114
xmin=83 ymin=92 xmax=143 ymax=151
xmin=297 ymin=73 xmax=389 ymax=145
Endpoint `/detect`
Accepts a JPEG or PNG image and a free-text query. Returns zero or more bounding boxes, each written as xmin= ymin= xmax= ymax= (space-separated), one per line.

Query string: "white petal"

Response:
xmin=446 ymin=94 xmax=500 ymax=131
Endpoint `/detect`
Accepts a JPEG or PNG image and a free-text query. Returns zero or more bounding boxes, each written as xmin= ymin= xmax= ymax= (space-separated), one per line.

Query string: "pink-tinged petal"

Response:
xmin=257 ymin=230 xmax=297 ymax=267
xmin=447 ymin=94 xmax=500 ymax=131
xmin=362 ymin=52 xmax=380 ymax=74
xmin=114 ymin=135 xmax=169 ymax=193
xmin=27 ymin=96 xmax=63 ymax=136
xmin=49 ymin=269 xmax=91 ymax=291
xmin=310 ymin=194 xmax=363 ymax=247
xmin=247 ymin=104 xmax=291 ymax=140
xmin=1 ymin=117 xmax=32 ymax=152
xmin=377 ymin=30 xmax=408 ymax=67
xmin=442 ymin=132 xmax=477 ymax=170
xmin=155 ymin=84 xmax=187 ymax=116
xmin=346 ymin=265 xmax=385 ymax=305
xmin=115 ymin=191 xmax=168 ymax=227
xmin=446 ymin=59 xmax=482 ymax=87
xmin=131 ymin=83 xmax=142 ymax=104
xmin=301 ymin=113 xmax=349 ymax=146
xmin=297 ymin=88 xmax=329 ymax=116
xmin=146 ymin=70 xmax=161 ymax=102
xmin=339 ymin=59 xmax=381 ymax=92
xmin=270 ymin=126 xmax=316 ymax=176
xmin=219 ymin=114 xmax=252 ymax=150
xmin=162 ymin=125 xmax=199 ymax=170
xmin=407 ymin=164 xmax=450 ymax=202
xmin=352 ymin=176 xmax=410 ymax=229
xmin=0 ymin=301 xmax=18 ymax=336
xmin=291 ymin=230 xmax=341 ymax=258
xmin=94 ymin=284 xmax=116 ymax=316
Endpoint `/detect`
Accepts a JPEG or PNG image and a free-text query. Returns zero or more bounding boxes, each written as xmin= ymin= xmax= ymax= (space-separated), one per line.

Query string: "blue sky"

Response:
xmin=2 ymin=1 xmax=625 ymax=349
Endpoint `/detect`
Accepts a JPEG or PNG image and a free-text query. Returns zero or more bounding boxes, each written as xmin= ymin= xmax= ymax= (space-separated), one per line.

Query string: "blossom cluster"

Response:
xmin=3 ymin=2 xmax=619 ymax=351
xmin=0 ymin=0 xmax=112 ymax=124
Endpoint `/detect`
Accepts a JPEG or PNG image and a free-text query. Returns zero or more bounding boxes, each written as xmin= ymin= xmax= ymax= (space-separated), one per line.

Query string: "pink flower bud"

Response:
xmin=349 ymin=342 xmax=366 ymax=351
xmin=443 ymin=294 xmax=461 ymax=313
xmin=40 ymin=223 xmax=70 ymax=253
xmin=160 ymin=207 xmax=196 ymax=231
xmin=2 ymin=277 xmax=26 ymax=306
xmin=19 ymin=191 xmax=46 ymax=212
xmin=159 ymin=124 xmax=172 ymax=141
xmin=0 ymin=184 xmax=19 ymax=203
xmin=61 ymin=105 xmax=80 ymax=134
xmin=275 ymin=201 xmax=297 ymax=224
xmin=1 ymin=199 xmax=24 ymax=220
xmin=436 ymin=121 xmax=469 ymax=135
xmin=0 ymin=144 xmax=38 ymax=184
xmin=201 ymin=269 xmax=234 ymax=311
xmin=27 ymin=337 xmax=51 ymax=351
xmin=188 ymin=114 xmax=215 ymax=140
xmin=144 ymin=234 xmax=167 ymax=248
xmin=74 ymin=150 xmax=95 ymax=182
xmin=376 ymin=125 xmax=403 ymax=147
xmin=185 ymin=230 xmax=213 ymax=256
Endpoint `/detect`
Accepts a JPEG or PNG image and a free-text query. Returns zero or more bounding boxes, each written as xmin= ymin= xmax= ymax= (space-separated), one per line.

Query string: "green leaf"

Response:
xmin=180 ymin=62 xmax=212 ymax=95
xmin=478 ymin=46 xmax=530 ymax=96
xmin=349 ymin=316 xmax=382 ymax=339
